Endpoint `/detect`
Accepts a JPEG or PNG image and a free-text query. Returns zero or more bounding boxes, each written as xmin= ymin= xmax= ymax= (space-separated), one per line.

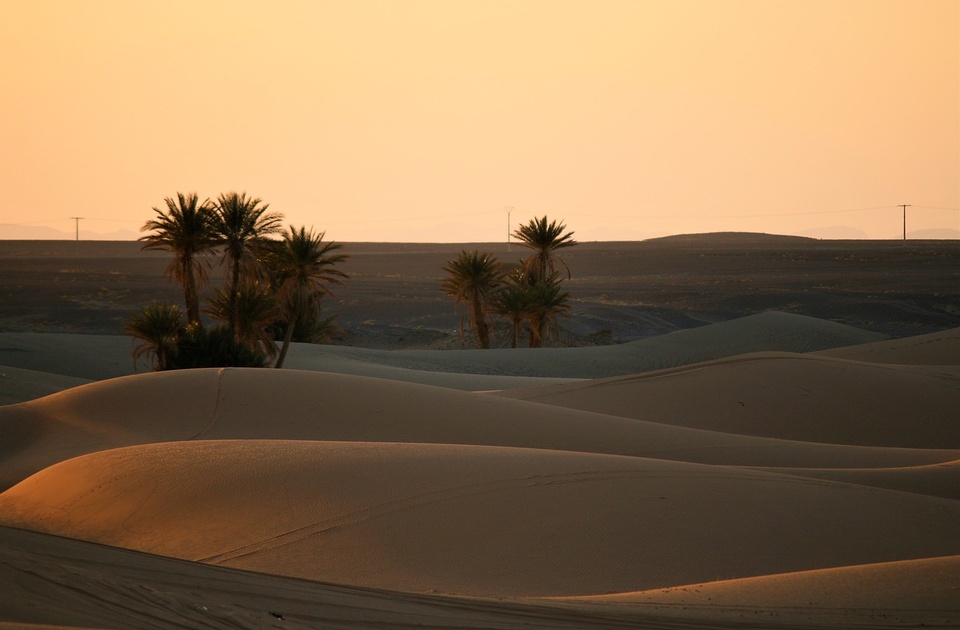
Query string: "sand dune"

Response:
xmin=0 ymin=311 xmax=886 ymax=402
xmin=286 ymin=311 xmax=887 ymax=379
xmin=496 ymin=353 xmax=960 ymax=447
xmin=0 ymin=332 xmax=145 ymax=380
xmin=817 ymin=325 xmax=960 ymax=364
xmin=0 ymin=524 xmax=673 ymax=630
xmin=1 ymin=313 xmax=957 ymax=628
xmin=0 ymin=366 xmax=89 ymax=406
xmin=2 ymin=440 xmax=957 ymax=599
xmin=567 ymin=556 xmax=960 ymax=627
xmin=3 ymin=367 xmax=956 ymax=494
xmin=753 ymin=459 xmax=960 ymax=500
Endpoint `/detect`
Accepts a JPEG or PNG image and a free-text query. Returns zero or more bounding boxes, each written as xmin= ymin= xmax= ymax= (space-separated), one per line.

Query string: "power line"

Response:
xmin=727 ymin=205 xmax=898 ymax=219
xmin=912 ymin=205 xmax=960 ymax=212
xmin=586 ymin=205 xmax=899 ymax=220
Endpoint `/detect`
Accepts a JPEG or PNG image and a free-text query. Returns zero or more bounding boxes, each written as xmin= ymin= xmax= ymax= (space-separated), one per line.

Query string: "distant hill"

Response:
xmin=642 ymin=232 xmax=817 ymax=245
xmin=800 ymin=226 xmax=869 ymax=239
xmin=0 ymin=224 xmax=139 ymax=241
xmin=907 ymin=228 xmax=960 ymax=240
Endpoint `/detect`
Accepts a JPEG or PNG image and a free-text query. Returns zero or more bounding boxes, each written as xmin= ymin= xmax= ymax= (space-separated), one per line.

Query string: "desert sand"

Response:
xmin=0 ymin=236 xmax=958 ymax=629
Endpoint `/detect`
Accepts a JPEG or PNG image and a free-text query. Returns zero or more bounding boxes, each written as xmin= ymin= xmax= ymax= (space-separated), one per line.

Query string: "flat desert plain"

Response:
xmin=0 ymin=234 xmax=958 ymax=629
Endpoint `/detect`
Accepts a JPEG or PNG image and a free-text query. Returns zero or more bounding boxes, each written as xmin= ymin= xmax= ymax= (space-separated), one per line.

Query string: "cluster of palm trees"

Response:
xmin=442 ymin=216 xmax=576 ymax=348
xmin=126 ymin=192 xmax=347 ymax=370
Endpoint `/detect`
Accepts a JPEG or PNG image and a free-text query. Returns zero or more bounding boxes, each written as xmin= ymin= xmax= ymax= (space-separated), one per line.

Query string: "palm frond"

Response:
xmin=124 ymin=301 xmax=185 ymax=370
xmin=511 ymin=215 xmax=577 ymax=281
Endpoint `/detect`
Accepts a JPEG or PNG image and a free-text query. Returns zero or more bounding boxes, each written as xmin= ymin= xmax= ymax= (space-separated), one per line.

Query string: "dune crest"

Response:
xmin=3 ymin=367 xmax=957 ymax=494
xmin=497 ymin=352 xmax=960 ymax=447
xmin=2 ymin=440 xmax=958 ymax=599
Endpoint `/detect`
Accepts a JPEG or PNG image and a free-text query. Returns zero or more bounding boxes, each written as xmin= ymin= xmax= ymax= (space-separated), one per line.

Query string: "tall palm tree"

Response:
xmin=139 ymin=192 xmax=216 ymax=324
xmin=266 ymin=226 xmax=348 ymax=368
xmin=204 ymin=282 xmax=281 ymax=360
xmin=211 ymin=192 xmax=283 ymax=335
xmin=125 ymin=301 xmax=184 ymax=371
xmin=525 ymin=274 xmax=571 ymax=348
xmin=441 ymin=250 xmax=503 ymax=349
xmin=512 ymin=215 xmax=577 ymax=282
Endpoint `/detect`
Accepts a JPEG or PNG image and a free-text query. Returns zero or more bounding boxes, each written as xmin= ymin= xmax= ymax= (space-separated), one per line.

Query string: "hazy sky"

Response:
xmin=1 ymin=0 xmax=957 ymax=242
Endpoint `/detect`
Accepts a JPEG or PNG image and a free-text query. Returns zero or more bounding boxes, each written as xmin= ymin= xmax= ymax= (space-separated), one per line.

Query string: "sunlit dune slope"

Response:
xmin=2 ymin=367 xmax=956 ymax=493
xmin=496 ymin=353 xmax=960 ymax=447
xmin=1 ymin=440 xmax=957 ymax=598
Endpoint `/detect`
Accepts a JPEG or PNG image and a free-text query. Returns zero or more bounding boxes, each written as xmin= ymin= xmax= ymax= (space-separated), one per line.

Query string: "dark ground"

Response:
xmin=0 ymin=233 xmax=957 ymax=348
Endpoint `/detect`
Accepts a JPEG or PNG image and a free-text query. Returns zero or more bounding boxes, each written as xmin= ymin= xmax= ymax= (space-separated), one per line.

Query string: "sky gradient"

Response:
xmin=1 ymin=0 xmax=957 ymax=242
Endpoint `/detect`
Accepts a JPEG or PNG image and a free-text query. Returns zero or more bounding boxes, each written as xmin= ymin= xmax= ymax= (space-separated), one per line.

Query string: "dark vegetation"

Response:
xmin=124 ymin=192 xmax=348 ymax=369
xmin=442 ymin=216 xmax=577 ymax=348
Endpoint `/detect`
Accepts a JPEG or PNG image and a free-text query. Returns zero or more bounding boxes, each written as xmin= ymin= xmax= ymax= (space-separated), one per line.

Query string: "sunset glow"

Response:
xmin=1 ymin=0 xmax=957 ymax=241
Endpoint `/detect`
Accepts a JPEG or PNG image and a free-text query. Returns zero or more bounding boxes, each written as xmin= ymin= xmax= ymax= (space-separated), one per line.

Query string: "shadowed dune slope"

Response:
xmin=753 ymin=459 xmax=960 ymax=500
xmin=0 ymin=525 xmax=650 ymax=630
xmin=0 ymin=333 xmax=143 ymax=380
xmin=496 ymin=353 xmax=960 ymax=448
xmin=0 ymin=312 xmax=886 ymax=395
xmin=566 ymin=556 xmax=960 ymax=626
xmin=285 ymin=311 xmax=887 ymax=379
xmin=816 ymin=326 xmax=960 ymax=364
xmin=3 ymin=368 xmax=956 ymax=493
xmin=1 ymin=440 xmax=957 ymax=598
xmin=0 ymin=366 xmax=89 ymax=406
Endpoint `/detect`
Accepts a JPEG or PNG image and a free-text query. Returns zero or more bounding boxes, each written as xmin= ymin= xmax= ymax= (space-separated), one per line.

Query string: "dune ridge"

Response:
xmin=2 ymin=439 xmax=958 ymax=599
xmin=1 ymin=313 xmax=957 ymax=628
xmin=3 ymin=367 xmax=957 ymax=495
xmin=495 ymin=352 xmax=960 ymax=447
xmin=0 ymin=311 xmax=887 ymax=401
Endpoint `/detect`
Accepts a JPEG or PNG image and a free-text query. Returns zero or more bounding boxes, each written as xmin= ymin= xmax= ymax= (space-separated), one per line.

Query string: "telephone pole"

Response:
xmin=899 ymin=205 xmax=910 ymax=240
xmin=505 ymin=205 xmax=513 ymax=250
xmin=70 ymin=217 xmax=83 ymax=241
xmin=70 ymin=217 xmax=83 ymax=254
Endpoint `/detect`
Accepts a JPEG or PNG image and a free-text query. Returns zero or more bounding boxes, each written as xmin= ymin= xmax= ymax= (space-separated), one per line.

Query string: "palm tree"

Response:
xmin=166 ymin=324 xmax=268 ymax=369
xmin=266 ymin=226 xmax=349 ymax=368
xmin=493 ymin=268 xmax=533 ymax=349
xmin=526 ymin=274 xmax=571 ymax=348
xmin=125 ymin=301 xmax=184 ymax=371
xmin=204 ymin=282 xmax=281 ymax=360
xmin=139 ymin=192 xmax=216 ymax=324
xmin=512 ymin=215 xmax=577 ymax=282
xmin=441 ymin=250 xmax=503 ymax=349
xmin=211 ymin=192 xmax=283 ymax=335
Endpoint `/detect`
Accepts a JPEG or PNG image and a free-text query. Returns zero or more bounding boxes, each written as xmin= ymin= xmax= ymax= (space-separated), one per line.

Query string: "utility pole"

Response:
xmin=505 ymin=205 xmax=513 ymax=250
xmin=70 ymin=217 xmax=83 ymax=255
xmin=899 ymin=205 xmax=910 ymax=240
xmin=70 ymin=217 xmax=83 ymax=241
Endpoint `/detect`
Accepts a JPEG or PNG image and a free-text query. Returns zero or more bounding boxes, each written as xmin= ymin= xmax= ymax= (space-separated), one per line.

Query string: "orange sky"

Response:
xmin=1 ymin=0 xmax=957 ymax=241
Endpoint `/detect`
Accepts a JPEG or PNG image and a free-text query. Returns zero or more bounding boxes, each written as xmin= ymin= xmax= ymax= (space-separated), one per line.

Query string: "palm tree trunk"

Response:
xmin=184 ymin=263 xmax=201 ymax=325
xmin=472 ymin=293 xmax=490 ymax=349
xmin=528 ymin=315 xmax=543 ymax=348
xmin=274 ymin=319 xmax=296 ymax=368
xmin=229 ymin=260 xmax=242 ymax=336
